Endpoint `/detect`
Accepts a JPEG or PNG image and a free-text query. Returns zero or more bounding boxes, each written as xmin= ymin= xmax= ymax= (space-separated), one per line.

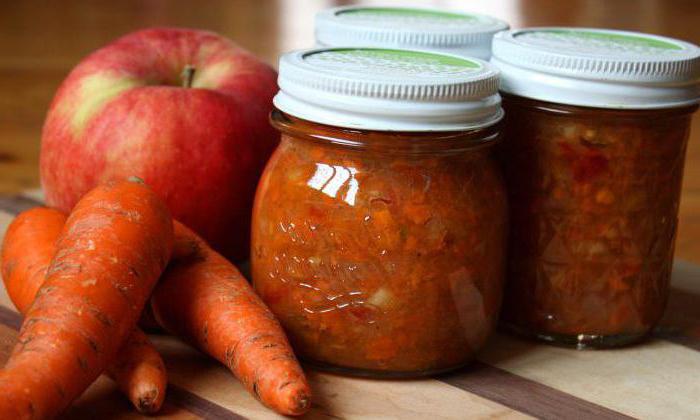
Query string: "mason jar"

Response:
xmin=252 ymin=48 xmax=508 ymax=376
xmin=491 ymin=28 xmax=700 ymax=348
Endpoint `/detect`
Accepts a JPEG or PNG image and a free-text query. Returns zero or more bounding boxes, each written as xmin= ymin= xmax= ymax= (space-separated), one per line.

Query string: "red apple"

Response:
xmin=40 ymin=27 xmax=279 ymax=261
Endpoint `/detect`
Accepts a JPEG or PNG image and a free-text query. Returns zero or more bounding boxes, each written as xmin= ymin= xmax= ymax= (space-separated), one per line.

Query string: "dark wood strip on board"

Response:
xmin=167 ymin=384 xmax=247 ymax=420
xmin=0 ymin=194 xmax=43 ymax=214
xmin=654 ymin=329 xmax=700 ymax=352
xmin=440 ymin=362 xmax=634 ymax=420
xmin=0 ymin=305 xmax=21 ymax=330
xmin=656 ymin=283 xmax=700 ymax=352
xmin=0 ymin=305 xmax=247 ymax=420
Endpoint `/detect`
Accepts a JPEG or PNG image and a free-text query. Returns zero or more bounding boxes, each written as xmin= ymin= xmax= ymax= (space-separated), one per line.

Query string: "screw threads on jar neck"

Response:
xmin=270 ymin=109 xmax=501 ymax=156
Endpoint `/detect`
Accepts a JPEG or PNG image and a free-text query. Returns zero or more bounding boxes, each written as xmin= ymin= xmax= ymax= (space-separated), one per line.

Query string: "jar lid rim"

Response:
xmin=275 ymin=47 xmax=503 ymax=131
xmin=315 ymin=7 xmax=509 ymax=61
xmin=491 ymin=27 xmax=700 ymax=109
xmin=316 ymin=6 xmax=509 ymax=38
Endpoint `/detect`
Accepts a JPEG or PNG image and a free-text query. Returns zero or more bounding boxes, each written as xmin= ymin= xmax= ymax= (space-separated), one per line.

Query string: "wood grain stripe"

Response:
xmin=0 ymin=194 xmax=43 ymax=214
xmin=167 ymin=384 xmax=247 ymax=420
xmin=655 ymin=284 xmax=700 ymax=352
xmin=0 ymin=305 xmax=246 ymax=419
xmin=0 ymin=305 xmax=21 ymax=331
xmin=440 ymin=362 xmax=634 ymax=420
xmin=653 ymin=331 xmax=700 ymax=352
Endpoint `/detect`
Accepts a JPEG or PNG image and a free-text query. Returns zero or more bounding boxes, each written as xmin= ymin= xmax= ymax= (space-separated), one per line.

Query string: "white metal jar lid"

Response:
xmin=274 ymin=47 xmax=503 ymax=132
xmin=315 ymin=6 xmax=509 ymax=60
xmin=491 ymin=27 xmax=700 ymax=109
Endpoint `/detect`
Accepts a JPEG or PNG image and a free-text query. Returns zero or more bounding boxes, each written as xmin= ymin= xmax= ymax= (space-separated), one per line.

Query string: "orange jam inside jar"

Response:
xmin=491 ymin=28 xmax=700 ymax=347
xmin=252 ymin=48 xmax=507 ymax=376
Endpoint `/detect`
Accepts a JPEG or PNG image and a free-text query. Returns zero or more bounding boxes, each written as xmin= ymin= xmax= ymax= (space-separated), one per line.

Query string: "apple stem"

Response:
xmin=181 ymin=65 xmax=196 ymax=88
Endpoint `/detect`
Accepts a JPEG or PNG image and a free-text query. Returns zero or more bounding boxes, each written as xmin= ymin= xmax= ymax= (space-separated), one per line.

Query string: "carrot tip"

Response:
xmin=135 ymin=389 xmax=160 ymax=414
xmin=287 ymin=393 xmax=311 ymax=416
xmin=298 ymin=396 xmax=310 ymax=410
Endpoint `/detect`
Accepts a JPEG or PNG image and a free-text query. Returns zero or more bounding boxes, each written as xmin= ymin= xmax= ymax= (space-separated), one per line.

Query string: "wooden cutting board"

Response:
xmin=1 ymin=191 xmax=699 ymax=420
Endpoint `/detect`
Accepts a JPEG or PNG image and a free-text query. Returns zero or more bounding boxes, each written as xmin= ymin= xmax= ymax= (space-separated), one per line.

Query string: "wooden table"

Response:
xmin=1 ymin=1 xmax=700 ymax=419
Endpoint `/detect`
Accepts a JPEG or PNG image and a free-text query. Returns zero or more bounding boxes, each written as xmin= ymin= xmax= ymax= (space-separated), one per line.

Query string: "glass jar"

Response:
xmin=315 ymin=6 xmax=508 ymax=60
xmin=252 ymin=47 xmax=507 ymax=376
xmin=492 ymin=28 xmax=700 ymax=347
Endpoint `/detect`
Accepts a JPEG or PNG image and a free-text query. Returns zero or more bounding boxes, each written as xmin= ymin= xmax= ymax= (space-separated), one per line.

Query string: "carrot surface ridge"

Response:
xmin=0 ymin=206 xmax=168 ymax=414
xmin=151 ymin=221 xmax=312 ymax=416
xmin=0 ymin=179 xmax=173 ymax=418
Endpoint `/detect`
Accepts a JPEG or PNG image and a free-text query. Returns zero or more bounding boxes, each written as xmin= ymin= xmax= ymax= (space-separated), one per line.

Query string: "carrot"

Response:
xmin=1 ymin=207 xmax=66 ymax=314
xmin=0 ymin=178 xmax=173 ymax=418
xmin=0 ymin=207 xmax=168 ymax=414
xmin=109 ymin=328 xmax=167 ymax=413
xmin=151 ymin=221 xmax=311 ymax=416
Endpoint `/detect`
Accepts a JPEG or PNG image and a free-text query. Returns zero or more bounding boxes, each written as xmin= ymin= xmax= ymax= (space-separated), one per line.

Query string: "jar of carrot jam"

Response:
xmin=491 ymin=28 xmax=700 ymax=347
xmin=252 ymin=48 xmax=507 ymax=376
